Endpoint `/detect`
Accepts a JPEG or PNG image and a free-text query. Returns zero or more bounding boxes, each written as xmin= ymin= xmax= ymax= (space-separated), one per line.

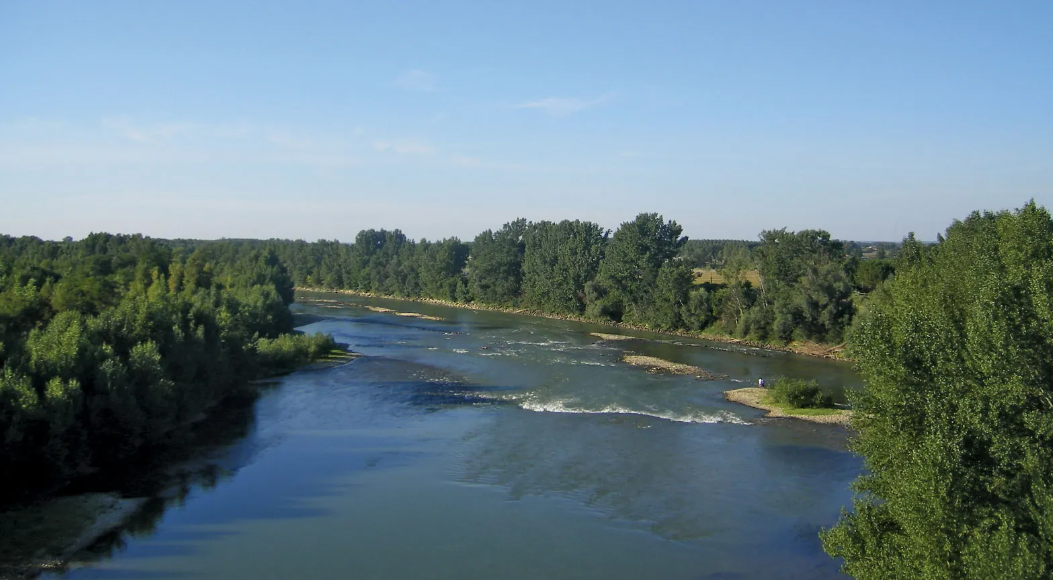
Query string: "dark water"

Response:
xmin=45 ymin=294 xmax=863 ymax=580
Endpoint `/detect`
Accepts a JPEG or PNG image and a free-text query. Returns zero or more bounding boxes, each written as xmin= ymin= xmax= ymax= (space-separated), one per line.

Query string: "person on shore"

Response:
xmin=758 ymin=377 xmax=765 ymax=388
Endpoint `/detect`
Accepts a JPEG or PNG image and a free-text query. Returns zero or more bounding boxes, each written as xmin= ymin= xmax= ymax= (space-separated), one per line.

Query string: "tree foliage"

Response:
xmin=159 ymin=213 xmax=879 ymax=346
xmin=522 ymin=220 xmax=607 ymax=314
xmin=469 ymin=219 xmax=528 ymax=306
xmin=822 ymin=202 xmax=1053 ymax=579
xmin=591 ymin=213 xmax=687 ymax=322
xmin=0 ymin=233 xmax=333 ymax=505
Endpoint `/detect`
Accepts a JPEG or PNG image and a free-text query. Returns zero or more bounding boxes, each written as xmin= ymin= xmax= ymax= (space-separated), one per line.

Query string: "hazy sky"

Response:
xmin=1 ymin=1 xmax=1050 ymax=243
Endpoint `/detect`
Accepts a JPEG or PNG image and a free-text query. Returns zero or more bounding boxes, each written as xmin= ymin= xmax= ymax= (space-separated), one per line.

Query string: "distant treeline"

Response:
xmin=198 ymin=213 xmax=897 ymax=345
xmin=678 ymin=239 xmax=759 ymax=270
xmin=0 ymin=234 xmax=333 ymax=504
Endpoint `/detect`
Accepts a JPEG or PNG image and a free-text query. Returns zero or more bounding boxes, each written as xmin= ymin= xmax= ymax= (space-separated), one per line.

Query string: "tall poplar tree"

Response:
xmin=590 ymin=213 xmax=686 ymax=322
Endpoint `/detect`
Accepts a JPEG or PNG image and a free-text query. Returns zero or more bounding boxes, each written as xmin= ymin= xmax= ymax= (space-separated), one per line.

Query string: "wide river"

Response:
xmin=45 ymin=293 xmax=863 ymax=580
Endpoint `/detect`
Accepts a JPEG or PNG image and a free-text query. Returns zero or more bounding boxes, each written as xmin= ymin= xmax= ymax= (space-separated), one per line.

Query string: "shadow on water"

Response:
xmin=315 ymin=313 xmax=455 ymax=334
xmin=8 ymin=355 xmax=514 ymax=579
xmin=373 ymin=379 xmax=518 ymax=410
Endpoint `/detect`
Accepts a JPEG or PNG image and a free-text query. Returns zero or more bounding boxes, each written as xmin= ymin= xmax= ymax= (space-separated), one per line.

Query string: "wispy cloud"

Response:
xmin=101 ymin=118 xmax=252 ymax=142
xmin=102 ymin=118 xmax=197 ymax=142
xmin=395 ymin=69 xmax=439 ymax=92
xmin=511 ymin=93 xmax=615 ymax=116
xmin=5 ymin=117 xmax=65 ymax=133
xmin=373 ymin=139 xmax=435 ymax=155
xmin=447 ymin=154 xmax=482 ymax=168
xmin=267 ymin=130 xmax=314 ymax=149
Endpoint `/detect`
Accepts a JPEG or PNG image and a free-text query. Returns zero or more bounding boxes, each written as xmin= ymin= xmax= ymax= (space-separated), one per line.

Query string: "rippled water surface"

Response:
xmin=49 ymin=294 xmax=863 ymax=580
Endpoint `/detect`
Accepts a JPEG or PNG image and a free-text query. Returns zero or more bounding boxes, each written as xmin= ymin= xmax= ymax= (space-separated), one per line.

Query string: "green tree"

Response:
xmin=591 ymin=213 xmax=686 ymax=322
xmin=522 ymin=220 xmax=607 ymax=314
xmin=468 ymin=219 xmax=528 ymax=306
xmin=641 ymin=261 xmax=693 ymax=330
xmin=822 ymin=202 xmax=1053 ymax=579
xmin=417 ymin=238 xmax=470 ymax=301
xmin=748 ymin=228 xmax=855 ymax=343
xmin=853 ymin=259 xmax=895 ymax=293
xmin=683 ymin=287 xmax=718 ymax=331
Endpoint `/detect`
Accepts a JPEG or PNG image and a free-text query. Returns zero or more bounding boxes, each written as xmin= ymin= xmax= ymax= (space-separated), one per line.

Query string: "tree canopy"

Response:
xmin=0 ymin=234 xmax=333 ymax=505
xmin=822 ymin=201 xmax=1053 ymax=579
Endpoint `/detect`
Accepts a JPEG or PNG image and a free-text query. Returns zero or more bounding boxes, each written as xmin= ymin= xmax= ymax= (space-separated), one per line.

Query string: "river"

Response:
xmin=28 ymin=293 xmax=863 ymax=579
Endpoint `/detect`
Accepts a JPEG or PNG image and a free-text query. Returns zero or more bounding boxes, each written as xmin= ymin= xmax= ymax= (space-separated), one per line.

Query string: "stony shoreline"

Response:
xmin=294 ymin=288 xmax=850 ymax=361
xmin=723 ymin=388 xmax=853 ymax=426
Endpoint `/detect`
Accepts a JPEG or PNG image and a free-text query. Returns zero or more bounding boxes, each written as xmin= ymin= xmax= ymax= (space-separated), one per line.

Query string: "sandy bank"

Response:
xmin=724 ymin=388 xmax=852 ymax=426
xmin=294 ymin=288 xmax=849 ymax=361
xmin=362 ymin=305 xmax=444 ymax=321
xmin=621 ymin=355 xmax=718 ymax=379
xmin=590 ymin=332 xmax=636 ymax=341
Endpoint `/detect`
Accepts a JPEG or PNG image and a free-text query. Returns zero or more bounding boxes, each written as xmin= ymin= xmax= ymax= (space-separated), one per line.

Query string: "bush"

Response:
xmin=255 ymin=332 xmax=336 ymax=374
xmin=768 ymin=377 xmax=832 ymax=409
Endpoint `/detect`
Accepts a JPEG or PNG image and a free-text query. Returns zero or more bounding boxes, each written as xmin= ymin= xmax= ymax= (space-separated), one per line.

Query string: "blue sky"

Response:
xmin=1 ymin=1 xmax=1050 ymax=242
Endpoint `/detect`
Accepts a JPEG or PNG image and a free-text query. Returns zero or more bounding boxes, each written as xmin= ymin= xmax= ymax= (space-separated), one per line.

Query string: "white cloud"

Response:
xmin=395 ymin=69 xmax=439 ymax=92
xmin=373 ymin=139 xmax=435 ymax=155
xmin=511 ymin=93 xmax=615 ymax=116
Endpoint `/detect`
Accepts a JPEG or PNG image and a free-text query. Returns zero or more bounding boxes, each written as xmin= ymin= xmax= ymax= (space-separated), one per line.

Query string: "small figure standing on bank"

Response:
xmin=758 ymin=377 xmax=765 ymax=388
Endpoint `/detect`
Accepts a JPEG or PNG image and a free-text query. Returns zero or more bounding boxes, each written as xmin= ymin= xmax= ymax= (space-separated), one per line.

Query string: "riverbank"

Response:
xmin=723 ymin=388 xmax=852 ymax=426
xmin=294 ymin=288 xmax=850 ymax=361
xmin=0 ymin=493 xmax=146 ymax=579
xmin=0 ymin=345 xmax=348 ymax=579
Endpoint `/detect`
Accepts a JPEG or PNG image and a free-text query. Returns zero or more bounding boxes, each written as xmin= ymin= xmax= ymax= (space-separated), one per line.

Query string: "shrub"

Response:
xmin=768 ymin=377 xmax=832 ymax=409
xmin=255 ymin=332 xmax=336 ymax=375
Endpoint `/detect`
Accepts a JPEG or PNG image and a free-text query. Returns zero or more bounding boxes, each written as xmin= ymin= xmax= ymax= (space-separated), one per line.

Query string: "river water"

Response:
xmin=42 ymin=293 xmax=863 ymax=580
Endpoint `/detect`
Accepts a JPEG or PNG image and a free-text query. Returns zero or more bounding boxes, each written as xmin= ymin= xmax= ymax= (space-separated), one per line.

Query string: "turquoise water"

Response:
xmin=48 ymin=294 xmax=862 ymax=579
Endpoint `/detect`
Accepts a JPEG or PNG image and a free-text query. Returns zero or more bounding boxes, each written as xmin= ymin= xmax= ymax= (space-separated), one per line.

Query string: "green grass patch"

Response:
xmin=760 ymin=394 xmax=845 ymax=416
xmin=320 ymin=348 xmax=356 ymax=361
xmin=691 ymin=268 xmax=762 ymax=286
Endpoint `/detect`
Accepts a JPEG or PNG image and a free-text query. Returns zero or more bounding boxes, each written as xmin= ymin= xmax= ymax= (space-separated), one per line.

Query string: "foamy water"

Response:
xmin=518 ymin=397 xmax=750 ymax=425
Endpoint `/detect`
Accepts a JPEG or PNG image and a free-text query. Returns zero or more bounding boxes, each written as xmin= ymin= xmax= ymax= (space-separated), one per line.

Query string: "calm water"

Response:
xmin=47 ymin=294 xmax=863 ymax=580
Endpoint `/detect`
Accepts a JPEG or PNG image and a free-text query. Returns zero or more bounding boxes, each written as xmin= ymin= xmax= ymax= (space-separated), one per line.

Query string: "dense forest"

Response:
xmin=0 ymin=234 xmax=333 ymax=505
xmin=204 ymin=213 xmax=897 ymax=346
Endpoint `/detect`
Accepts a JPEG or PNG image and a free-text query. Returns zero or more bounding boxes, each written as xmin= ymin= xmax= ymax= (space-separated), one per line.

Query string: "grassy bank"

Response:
xmin=295 ymin=287 xmax=850 ymax=361
xmin=723 ymin=388 xmax=852 ymax=426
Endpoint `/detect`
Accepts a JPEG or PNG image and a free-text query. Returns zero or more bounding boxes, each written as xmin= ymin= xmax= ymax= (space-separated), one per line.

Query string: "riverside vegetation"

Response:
xmin=2 ymin=201 xmax=1051 ymax=579
xmin=0 ymin=234 xmax=335 ymax=507
xmin=219 ymin=213 xmax=894 ymax=347
xmin=821 ymin=202 xmax=1053 ymax=579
